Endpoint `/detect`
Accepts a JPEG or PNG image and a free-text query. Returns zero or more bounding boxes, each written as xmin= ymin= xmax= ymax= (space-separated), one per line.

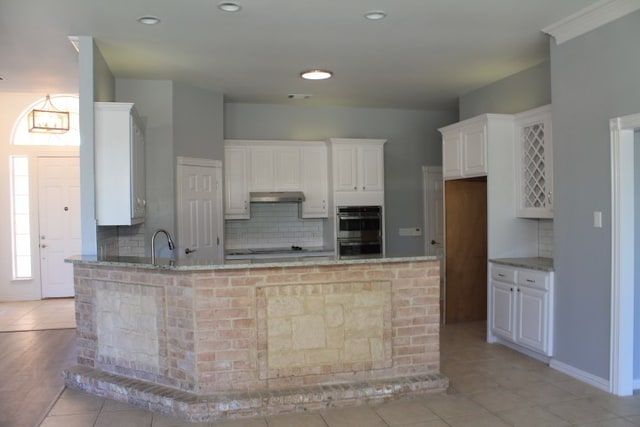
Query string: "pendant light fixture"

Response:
xmin=28 ymin=95 xmax=70 ymax=134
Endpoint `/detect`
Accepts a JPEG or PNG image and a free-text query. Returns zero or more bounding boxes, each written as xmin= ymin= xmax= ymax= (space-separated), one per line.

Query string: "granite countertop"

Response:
xmin=66 ymin=254 xmax=441 ymax=271
xmin=489 ymin=257 xmax=554 ymax=272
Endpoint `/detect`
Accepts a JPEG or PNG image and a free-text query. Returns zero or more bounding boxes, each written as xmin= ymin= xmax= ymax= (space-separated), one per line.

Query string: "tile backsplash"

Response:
xmin=225 ymin=202 xmax=324 ymax=249
xmin=538 ymin=219 xmax=553 ymax=258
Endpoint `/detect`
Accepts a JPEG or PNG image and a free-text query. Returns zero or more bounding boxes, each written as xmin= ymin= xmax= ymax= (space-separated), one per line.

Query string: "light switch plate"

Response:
xmin=594 ymin=211 xmax=602 ymax=228
xmin=399 ymin=227 xmax=422 ymax=236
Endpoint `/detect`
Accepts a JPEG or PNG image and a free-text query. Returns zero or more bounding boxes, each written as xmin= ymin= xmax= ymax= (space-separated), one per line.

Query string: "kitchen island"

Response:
xmin=64 ymin=255 xmax=446 ymax=422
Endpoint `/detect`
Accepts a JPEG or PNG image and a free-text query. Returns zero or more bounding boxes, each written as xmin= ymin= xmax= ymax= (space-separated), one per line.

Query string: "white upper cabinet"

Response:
xmin=440 ymin=117 xmax=490 ymax=180
xmin=224 ymin=146 xmax=250 ymax=219
xmin=224 ymin=140 xmax=328 ymax=218
xmin=301 ymin=144 xmax=328 ymax=218
xmin=330 ymin=138 xmax=386 ymax=206
xmin=249 ymin=146 xmax=302 ymax=191
xmin=515 ymin=105 xmax=553 ymax=218
xmin=94 ymin=102 xmax=146 ymax=226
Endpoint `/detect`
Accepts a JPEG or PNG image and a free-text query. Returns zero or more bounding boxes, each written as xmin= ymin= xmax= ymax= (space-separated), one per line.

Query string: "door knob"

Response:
xmin=431 ymin=240 xmax=441 ymax=245
xmin=185 ymin=248 xmax=197 ymax=254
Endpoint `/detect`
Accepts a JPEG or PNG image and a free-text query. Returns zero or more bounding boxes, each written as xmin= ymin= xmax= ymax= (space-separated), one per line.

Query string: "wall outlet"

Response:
xmin=399 ymin=227 xmax=422 ymax=236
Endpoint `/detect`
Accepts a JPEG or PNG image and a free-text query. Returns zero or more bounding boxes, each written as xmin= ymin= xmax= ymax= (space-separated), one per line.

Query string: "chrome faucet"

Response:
xmin=151 ymin=229 xmax=175 ymax=264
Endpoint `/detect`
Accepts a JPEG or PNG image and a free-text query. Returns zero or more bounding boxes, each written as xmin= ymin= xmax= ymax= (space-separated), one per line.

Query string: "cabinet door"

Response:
xmin=333 ymin=144 xmax=358 ymax=192
xmin=131 ymin=119 xmax=146 ymax=220
xmin=462 ymin=122 xmax=487 ymax=177
xmin=224 ymin=147 xmax=249 ymax=219
xmin=360 ymin=145 xmax=384 ymax=191
xmin=442 ymin=131 xmax=462 ymax=179
xmin=516 ymin=108 xmax=553 ymax=218
xmin=301 ymin=146 xmax=328 ymax=218
xmin=274 ymin=147 xmax=302 ymax=190
xmin=249 ymin=147 xmax=274 ymax=191
xmin=516 ymin=286 xmax=548 ymax=354
xmin=490 ymin=280 xmax=516 ymax=341
xmin=95 ymin=102 xmax=144 ymax=226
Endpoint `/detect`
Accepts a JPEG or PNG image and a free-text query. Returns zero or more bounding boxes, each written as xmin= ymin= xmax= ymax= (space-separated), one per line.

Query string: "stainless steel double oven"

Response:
xmin=336 ymin=205 xmax=383 ymax=259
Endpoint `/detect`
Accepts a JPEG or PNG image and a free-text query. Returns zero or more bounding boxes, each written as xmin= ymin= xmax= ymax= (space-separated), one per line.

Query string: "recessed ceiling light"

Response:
xmin=364 ymin=10 xmax=387 ymax=20
xmin=218 ymin=2 xmax=241 ymax=12
xmin=300 ymin=70 xmax=333 ymax=80
xmin=137 ymin=16 xmax=161 ymax=25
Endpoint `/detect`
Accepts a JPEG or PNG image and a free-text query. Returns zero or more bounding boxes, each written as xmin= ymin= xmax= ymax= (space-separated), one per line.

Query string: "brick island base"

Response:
xmin=64 ymin=257 xmax=447 ymax=422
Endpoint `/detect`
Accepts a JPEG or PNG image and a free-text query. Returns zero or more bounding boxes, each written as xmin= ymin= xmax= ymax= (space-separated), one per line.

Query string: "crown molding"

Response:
xmin=542 ymin=0 xmax=640 ymax=45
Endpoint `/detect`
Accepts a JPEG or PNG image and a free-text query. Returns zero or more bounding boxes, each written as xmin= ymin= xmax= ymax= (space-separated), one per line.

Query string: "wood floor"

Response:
xmin=0 ymin=329 xmax=76 ymax=427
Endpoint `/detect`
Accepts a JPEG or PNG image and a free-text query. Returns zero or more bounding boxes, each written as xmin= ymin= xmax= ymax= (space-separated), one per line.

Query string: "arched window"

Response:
xmin=12 ymin=94 xmax=79 ymax=146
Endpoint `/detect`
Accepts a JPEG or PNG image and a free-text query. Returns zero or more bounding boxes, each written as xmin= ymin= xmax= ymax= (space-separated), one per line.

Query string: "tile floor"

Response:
xmin=35 ymin=317 xmax=640 ymax=427
xmin=0 ymin=298 xmax=76 ymax=332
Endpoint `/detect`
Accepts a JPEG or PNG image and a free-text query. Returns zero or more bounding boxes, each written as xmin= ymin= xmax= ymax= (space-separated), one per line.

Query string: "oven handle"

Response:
xmin=338 ymin=240 xmax=381 ymax=246
xmin=337 ymin=215 xmax=381 ymax=220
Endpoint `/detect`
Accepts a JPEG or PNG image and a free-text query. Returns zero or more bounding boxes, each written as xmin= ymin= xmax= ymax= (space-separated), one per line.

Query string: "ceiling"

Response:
xmin=0 ymin=0 xmax=599 ymax=111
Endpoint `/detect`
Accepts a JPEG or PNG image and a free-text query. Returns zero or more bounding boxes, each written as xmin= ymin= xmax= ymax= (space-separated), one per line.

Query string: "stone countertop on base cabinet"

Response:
xmin=489 ymin=257 xmax=554 ymax=272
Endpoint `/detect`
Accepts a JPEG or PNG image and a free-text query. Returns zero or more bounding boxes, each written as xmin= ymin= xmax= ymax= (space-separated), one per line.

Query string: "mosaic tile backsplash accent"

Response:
xmin=225 ymin=202 xmax=324 ymax=249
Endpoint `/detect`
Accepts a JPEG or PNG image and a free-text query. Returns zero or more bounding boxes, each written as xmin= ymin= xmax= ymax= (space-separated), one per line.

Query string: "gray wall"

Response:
xmin=551 ymin=11 xmax=640 ymax=380
xmin=224 ymin=103 xmax=457 ymax=257
xmin=459 ymin=61 xmax=551 ymax=120
xmin=115 ymin=80 xmax=175 ymax=254
xmin=173 ymin=82 xmax=224 ymax=161
xmin=79 ymin=37 xmax=115 ymax=255
xmin=635 ymin=130 xmax=640 ymax=378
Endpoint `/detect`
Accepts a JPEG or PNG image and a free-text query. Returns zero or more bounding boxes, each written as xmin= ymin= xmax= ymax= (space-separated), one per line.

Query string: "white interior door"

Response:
xmin=423 ymin=166 xmax=444 ymax=322
xmin=424 ymin=166 xmax=444 ymax=256
xmin=38 ymin=157 xmax=80 ymax=298
xmin=176 ymin=157 xmax=223 ymax=264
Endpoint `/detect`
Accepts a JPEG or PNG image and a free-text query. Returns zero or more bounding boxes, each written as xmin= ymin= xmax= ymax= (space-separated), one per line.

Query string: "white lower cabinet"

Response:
xmin=489 ymin=263 xmax=553 ymax=356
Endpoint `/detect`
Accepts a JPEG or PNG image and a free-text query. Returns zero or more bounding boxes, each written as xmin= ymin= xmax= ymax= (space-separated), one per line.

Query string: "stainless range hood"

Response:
xmin=250 ymin=191 xmax=305 ymax=203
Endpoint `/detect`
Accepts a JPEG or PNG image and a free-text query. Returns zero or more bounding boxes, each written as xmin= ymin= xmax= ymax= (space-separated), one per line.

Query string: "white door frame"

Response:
xmin=176 ymin=156 xmax=224 ymax=262
xmin=609 ymin=112 xmax=640 ymax=396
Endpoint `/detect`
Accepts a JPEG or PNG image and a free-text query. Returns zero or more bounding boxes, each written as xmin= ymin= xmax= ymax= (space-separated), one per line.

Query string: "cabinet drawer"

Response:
xmin=518 ymin=269 xmax=549 ymax=290
xmin=491 ymin=266 xmax=516 ymax=283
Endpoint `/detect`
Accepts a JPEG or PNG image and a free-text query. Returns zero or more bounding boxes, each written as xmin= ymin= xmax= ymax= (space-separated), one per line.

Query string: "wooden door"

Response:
xmin=444 ymin=178 xmax=487 ymax=323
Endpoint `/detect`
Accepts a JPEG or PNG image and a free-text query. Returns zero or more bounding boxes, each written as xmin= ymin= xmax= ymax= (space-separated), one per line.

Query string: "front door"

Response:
xmin=176 ymin=157 xmax=223 ymax=263
xmin=38 ymin=157 xmax=80 ymax=298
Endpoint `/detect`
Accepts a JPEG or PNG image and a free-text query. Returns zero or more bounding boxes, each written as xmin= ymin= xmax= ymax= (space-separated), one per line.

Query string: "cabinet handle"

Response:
xmin=354 ymin=186 xmax=357 ymax=190
xmin=517 ymin=288 xmax=521 ymax=292
xmin=548 ymin=191 xmax=552 ymax=205
xmin=498 ymin=273 xmax=505 ymax=277
xmin=526 ymin=279 xmax=535 ymax=283
xmin=510 ymin=287 xmax=514 ymax=291
xmin=362 ymin=186 xmax=366 ymax=190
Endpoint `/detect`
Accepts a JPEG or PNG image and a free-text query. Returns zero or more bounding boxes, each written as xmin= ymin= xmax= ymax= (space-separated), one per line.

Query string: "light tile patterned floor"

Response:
xmin=38 ymin=320 xmax=640 ymax=427
xmin=0 ymin=298 xmax=76 ymax=332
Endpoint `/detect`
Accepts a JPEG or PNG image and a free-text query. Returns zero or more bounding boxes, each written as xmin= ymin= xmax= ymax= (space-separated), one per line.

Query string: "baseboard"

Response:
xmin=549 ymin=358 xmax=609 ymax=392
xmin=490 ymin=337 xmax=550 ymax=364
